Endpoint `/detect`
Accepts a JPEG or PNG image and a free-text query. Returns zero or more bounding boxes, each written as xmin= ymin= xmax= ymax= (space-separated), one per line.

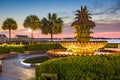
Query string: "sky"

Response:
xmin=0 ymin=0 xmax=120 ymax=38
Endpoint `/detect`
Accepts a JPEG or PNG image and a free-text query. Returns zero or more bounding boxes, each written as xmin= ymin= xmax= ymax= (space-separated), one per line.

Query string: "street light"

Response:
xmin=28 ymin=29 xmax=32 ymax=44
xmin=28 ymin=29 xmax=32 ymax=37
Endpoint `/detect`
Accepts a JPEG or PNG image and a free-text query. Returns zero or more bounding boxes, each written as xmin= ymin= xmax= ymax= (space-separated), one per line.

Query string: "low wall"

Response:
xmin=104 ymin=48 xmax=120 ymax=52
xmin=0 ymin=50 xmax=47 ymax=59
xmin=24 ymin=50 xmax=47 ymax=55
xmin=0 ymin=52 xmax=18 ymax=59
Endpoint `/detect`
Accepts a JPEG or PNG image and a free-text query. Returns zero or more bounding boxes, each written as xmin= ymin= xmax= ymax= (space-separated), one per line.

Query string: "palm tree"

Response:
xmin=2 ymin=18 xmax=17 ymax=41
xmin=71 ymin=6 xmax=95 ymax=42
xmin=23 ymin=15 xmax=41 ymax=43
xmin=41 ymin=13 xmax=63 ymax=42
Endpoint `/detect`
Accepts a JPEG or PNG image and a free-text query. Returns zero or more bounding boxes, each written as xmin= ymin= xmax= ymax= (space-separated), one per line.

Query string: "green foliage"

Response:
xmin=0 ymin=45 xmax=24 ymax=54
xmin=105 ymin=43 xmax=118 ymax=48
xmin=8 ymin=45 xmax=25 ymax=53
xmin=2 ymin=18 xmax=17 ymax=39
xmin=0 ymin=46 xmax=10 ymax=54
xmin=23 ymin=44 xmax=65 ymax=51
xmin=23 ymin=56 xmax=49 ymax=63
xmin=23 ymin=15 xmax=41 ymax=41
xmin=36 ymin=55 xmax=120 ymax=80
xmin=41 ymin=13 xmax=63 ymax=41
xmin=0 ymin=44 xmax=65 ymax=54
xmin=2 ymin=18 xmax=17 ymax=30
xmin=23 ymin=15 xmax=41 ymax=30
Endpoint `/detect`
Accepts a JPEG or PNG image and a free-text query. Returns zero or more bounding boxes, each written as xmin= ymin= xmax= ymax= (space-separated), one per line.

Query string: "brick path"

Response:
xmin=0 ymin=57 xmax=35 ymax=80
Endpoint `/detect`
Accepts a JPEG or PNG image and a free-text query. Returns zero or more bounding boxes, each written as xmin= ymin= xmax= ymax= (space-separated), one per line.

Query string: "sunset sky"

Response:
xmin=0 ymin=0 xmax=120 ymax=38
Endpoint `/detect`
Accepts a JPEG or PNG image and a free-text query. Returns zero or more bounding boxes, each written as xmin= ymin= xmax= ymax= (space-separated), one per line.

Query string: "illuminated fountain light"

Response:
xmin=47 ymin=49 xmax=112 ymax=58
xmin=47 ymin=41 xmax=108 ymax=58
xmin=94 ymin=51 xmax=111 ymax=55
xmin=60 ymin=41 xmax=107 ymax=55
xmin=56 ymin=52 xmax=72 ymax=55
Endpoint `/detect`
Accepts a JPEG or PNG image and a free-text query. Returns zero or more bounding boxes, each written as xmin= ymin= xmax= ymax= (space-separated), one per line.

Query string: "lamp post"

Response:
xmin=28 ymin=29 xmax=32 ymax=44
xmin=28 ymin=29 xmax=32 ymax=37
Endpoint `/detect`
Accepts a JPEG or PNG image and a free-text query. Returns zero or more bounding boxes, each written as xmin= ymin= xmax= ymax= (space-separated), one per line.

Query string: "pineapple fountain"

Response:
xmin=47 ymin=6 xmax=107 ymax=58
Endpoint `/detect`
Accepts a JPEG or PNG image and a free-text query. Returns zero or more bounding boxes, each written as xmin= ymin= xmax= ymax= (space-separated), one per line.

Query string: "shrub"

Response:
xmin=0 ymin=46 xmax=10 ymax=54
xmin=36 ymin=55 xmax=120 ymax=80
xmin=0 ymin=44 xmax=65 ymax=54
xmin=23 ymin=56 xmax=49 ymax=63
xmin=105 ymin=43 xmax=118 ymax=48
xmin=7 ymin=45 xmax=25 ymax=53
xmin=23 ymin=44 xmax=65 ymax=51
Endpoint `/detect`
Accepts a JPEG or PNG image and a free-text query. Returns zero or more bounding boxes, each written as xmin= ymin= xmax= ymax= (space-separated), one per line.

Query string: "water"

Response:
xmin=61 ymin=38 xmax=120 ymax=43
xmin=91 ymin=38 xmax=120 ymax=43
xmin=15 ymin=53 xmax=47 ymax=68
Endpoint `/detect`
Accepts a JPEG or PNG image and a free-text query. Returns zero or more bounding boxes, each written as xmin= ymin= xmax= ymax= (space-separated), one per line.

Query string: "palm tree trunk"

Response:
xmin=9 ymin=29 xmax=11 ymax=42
xmin=51 ymin=32 xmax=53 ymax=42
xmin=31 ymin=29 xmax=33 ymax=44
xmin=51 ymin=26 xmax=54 ymax=42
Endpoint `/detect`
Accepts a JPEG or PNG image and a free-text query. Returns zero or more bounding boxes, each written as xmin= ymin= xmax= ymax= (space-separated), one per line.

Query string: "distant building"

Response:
xmin=14 ymin=35 xmax=30 ymax=44
xmin=15 ymin=35 xmax=29 ymax=39
xmin=0 ymin=34 xmax=7 ymax=43
xmin=0 ymin=34 xmax=7 ymax=39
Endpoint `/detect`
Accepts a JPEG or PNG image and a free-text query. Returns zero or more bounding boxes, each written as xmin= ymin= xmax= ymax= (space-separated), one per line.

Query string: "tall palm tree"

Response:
xmin=2 ymin=18 xmax=17 ymax=41
xmin=23 ymin=15 xmax=41 ymax=43
xmin=41 ymin=13 xmax=63 ymax=42
xmin=71 ymin=6 xmax=95 ymax=42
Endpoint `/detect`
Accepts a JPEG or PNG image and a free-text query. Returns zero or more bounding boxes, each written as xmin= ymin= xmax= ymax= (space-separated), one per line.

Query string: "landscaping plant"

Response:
xmin=36 ymin=54 xmax=120 ymax=80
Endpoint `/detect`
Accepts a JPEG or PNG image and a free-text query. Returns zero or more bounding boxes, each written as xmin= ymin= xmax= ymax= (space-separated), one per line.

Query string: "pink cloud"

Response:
xmin=91 ymin=32 xmax=120 ymax=38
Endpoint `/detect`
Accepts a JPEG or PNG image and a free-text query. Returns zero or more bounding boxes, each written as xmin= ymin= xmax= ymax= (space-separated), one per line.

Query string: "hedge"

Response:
xmin=0 ymin=45 xmax=25 ymax=54
xmin=36 ymin=54 xmax=120 ymax=80
xmin=105 ymin=43 xmax=118 ymax=48
xmin=0 ymin=43 xmax=118 ymax=54
xmin=0 ymin=46 xmax=10 ymax=54
xmin=0 ymin=44 xmax=65 ymax=54
xmin=23 ymin=44 xmax=65 ymax=51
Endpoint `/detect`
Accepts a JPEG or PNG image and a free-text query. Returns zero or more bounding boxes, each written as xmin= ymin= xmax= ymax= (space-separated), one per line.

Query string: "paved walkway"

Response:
xmin=0 ymin=54 xmax=46 ymax=80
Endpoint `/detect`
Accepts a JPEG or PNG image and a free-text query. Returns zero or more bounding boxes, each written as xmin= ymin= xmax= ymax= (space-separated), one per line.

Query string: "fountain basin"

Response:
xmin=60 ymin=41 xmax=107 ymax=54
xmin=47 ymin=49 xmax=73 ymax=58
xmin=47 ymin=49 xmax=114 ymax=58
xmin=47 ymin=41 xmax=108 ymax=58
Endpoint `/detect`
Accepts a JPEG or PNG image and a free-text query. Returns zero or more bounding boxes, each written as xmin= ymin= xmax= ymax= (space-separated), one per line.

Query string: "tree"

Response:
xmin=41 ymin=13 xmax=63 ymax=41
xmin=2 ymin=18 xmax=17 ymax=41
xmin=23 ymin=15 xmax=41 ymax=43
xmin=71 ymin=6 xmax=95 ymax=42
